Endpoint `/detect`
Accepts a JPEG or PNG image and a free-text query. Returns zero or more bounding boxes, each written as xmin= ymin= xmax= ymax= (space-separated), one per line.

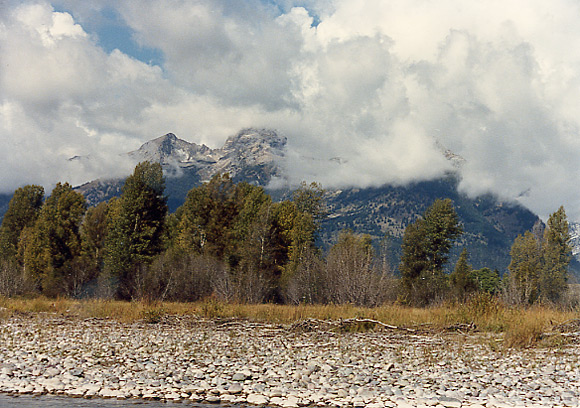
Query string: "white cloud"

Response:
xmin=3 ymin=1 xmax=580 ymax=221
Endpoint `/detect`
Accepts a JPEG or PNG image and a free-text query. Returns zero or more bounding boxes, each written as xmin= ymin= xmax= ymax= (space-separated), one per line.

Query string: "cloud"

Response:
xmin=3 ymin=1 xmax=580 ymax=221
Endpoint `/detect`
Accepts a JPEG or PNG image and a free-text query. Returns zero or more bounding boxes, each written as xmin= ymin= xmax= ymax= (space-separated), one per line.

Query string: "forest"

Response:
xmin=0 ymin=162 xmax=573 ymax=308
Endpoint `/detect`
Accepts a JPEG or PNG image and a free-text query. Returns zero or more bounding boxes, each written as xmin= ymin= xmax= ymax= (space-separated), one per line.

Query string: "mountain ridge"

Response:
xmin=74 ymin=129 xmax=544 ymax=273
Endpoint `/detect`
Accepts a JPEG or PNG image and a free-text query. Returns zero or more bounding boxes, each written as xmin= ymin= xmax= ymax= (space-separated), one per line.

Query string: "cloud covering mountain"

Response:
xmin=2 ymin=1 xmax=580 ymax=220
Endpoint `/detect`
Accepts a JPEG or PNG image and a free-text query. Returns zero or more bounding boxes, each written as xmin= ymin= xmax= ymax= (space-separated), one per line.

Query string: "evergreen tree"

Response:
xmin=175 ymin=173 xmax=237 ymax=260
xmin=400 ymin=219 xmax=429 ymax=289
xmin=0 ymin=185 xmax=44 ymax=262
xmin=21 ymin=183 xmax=86 ymax=296
xmin=472 ymin=267 xmax=501 ymax=295
xmin=399 ymin=198 xmax=462 ymax=305
xmin=540 ymin=206 xmax=572 ymax=302
xmin=449 ymin=248 xmax=477 ymax=301
xmin=104 ymin=162 xmax=167 ymax=299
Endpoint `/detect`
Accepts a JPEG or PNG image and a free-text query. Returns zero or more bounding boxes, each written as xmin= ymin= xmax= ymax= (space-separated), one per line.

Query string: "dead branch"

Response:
xmin=338 ymin=318 xmax=417 ymax=333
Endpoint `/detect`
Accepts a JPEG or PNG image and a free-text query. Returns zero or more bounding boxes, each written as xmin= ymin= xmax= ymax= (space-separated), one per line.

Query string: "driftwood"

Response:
xmin=289 ymin=318 xmax=334 ymax=332
xmin=553 ymin=319 xmax=580 ymax=333
xmin=290 ymin=342 xmax=334 ymax=349
xmin=290 ymin=317 xmax=416 ymax=333
xmin=338 ymin=318 xmax=416 ymax=333
xmin=442 ymin=322 xmax=477 ymax=333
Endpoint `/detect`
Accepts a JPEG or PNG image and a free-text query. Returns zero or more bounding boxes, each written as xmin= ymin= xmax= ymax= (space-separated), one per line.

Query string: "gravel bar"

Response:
xmin=1 ymin=314 xmax=579 ymax=408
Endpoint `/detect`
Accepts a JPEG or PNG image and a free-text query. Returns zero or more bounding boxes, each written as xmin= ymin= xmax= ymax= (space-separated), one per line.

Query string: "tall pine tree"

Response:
xmin=399 ymin=198 xmax=462 ymax=305
xmin=21 ymin=183 xmax=86 ymax=296
xmin=449 ymin=248 xmax=477 ymax=301
xmin=104 ymin=162 xmax=167 ymax=299
xmin=540 ymin=206 xmax=572 ymax=302
xmin=0 ymin=185 xmax=44 ymax=262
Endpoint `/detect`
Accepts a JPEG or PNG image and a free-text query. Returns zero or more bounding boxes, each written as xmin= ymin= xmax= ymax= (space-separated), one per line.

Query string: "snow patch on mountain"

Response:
xmin=568 ymin=221 xmax=580 ymax=260
xmin=127 ymin=128 xmax=287 ymax=186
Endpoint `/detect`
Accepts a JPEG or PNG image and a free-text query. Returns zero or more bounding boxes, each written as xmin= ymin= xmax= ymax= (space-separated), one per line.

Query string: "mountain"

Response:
xmin=320 ymin=177 xmax=539 ymax=272
xmin=74 ymin=129 xmax=545 ymax=273
xmin=77 ymin=128 xmax=286 ymax=210
xmin=128 ymin=129 xmax=286 ymax=183
xmin=569 ymin=222 xmax=580 ymax=258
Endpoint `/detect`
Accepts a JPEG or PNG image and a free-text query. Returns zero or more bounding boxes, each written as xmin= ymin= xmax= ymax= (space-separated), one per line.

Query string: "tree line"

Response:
xmin=0 ymin=162 xmax=573 ymax=306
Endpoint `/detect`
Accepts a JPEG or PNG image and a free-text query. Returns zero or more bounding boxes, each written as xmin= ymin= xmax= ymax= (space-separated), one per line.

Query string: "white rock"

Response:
xmin=247 ymin=393 xmax=270 ymax=405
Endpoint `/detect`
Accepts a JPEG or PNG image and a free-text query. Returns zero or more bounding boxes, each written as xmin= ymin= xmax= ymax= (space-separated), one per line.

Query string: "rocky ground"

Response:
xmin=0 ymin=314 xmax=579 ymax=408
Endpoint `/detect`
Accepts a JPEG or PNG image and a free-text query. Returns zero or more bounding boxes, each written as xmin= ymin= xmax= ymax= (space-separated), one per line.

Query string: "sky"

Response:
xmin=2 ymin=1 xmax=580 ymax=220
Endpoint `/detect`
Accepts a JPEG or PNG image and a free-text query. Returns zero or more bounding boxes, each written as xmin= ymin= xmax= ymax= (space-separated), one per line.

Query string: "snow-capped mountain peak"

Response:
xmin=127 ymin=128 xmax=286 ymax=185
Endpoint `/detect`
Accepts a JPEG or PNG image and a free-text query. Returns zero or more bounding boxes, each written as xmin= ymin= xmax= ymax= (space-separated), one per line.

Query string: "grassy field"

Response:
xmin=1 ymin=294 xmax=578 ymax=348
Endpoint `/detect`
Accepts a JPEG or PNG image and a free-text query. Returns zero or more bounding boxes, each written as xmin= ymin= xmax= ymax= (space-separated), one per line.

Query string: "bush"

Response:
xmin=0 ymin=260 xmax=31 ymax=297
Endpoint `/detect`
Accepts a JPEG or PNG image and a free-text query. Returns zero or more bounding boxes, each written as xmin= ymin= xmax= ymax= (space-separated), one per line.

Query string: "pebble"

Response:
xmin=0 ymin=314 xmax=578 ymax=407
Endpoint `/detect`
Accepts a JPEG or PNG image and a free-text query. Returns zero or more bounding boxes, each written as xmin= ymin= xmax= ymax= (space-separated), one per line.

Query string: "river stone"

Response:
xmin=307 ymin=364 xmax=320 ymax=374
xmin=247 ymin=393 xmax=269 ymax=405
xmin=165 ymin=391 xmax=181 ymax=400
xmin=281 ymin=395 xmax=301 ymax=408
xmin=206 ymin=394 xmax=221 ymax=403
xmin=270 ymin=387 xmax=286 ymax=397
xmin=270 ymin=396 xmax=285 ymax=406
xmin=228 ymin=383 xmax=243 ymax=394
xmin=191 ymin=369 xmax=205 ymax=379
xmin=352 ymin=396 xmax=365 ymax=407
xmin=437 ymin=396 xmax=462 ymax=407
xmin=189 ymin=393 xmax=203 ymax=402
xmin=32 ymin=386 xmax=46 ymax=396
xmin=68 ymin=368 xmax=83 ymax=377
xmin=66 ymin=388 xmax=86 ymax=397
xmin=233 ymin=372 xmax=250 ymax=381
xmin=44 ymin=367 xmax=60 ymax=377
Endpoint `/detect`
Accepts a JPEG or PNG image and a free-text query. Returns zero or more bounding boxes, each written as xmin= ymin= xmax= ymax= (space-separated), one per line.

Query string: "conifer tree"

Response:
xmin=21 ymin=183 xmax=86 ymax=295
xmin=450 ymin=248 xmax=477 ymax=301
xmin=175 ymin=173 xmax=237 ymax=260
xmin=540 ymin=206 xmax=572 ymax=302
xmin=104 ymin=162 xmax=167 ymax=299
xmin=0 ymin=185 xmax=44 ymax=262
xmin=472 ymin=267 xmax=501 ymax=295
xmin=399 ymin=198 xmax=462 ymax=305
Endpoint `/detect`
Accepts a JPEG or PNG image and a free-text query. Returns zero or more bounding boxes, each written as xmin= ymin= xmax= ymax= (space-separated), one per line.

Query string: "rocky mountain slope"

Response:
xmin=569 ymin=222 xmax=580 ymax=258
xmin=74 ymin=129 xmax=545 ymax=273
xmin=320 ymin=177 xmax=539 ymax=272
xmin=77 ymin=128 xmax=286 ymax=210
xmin=127 ymin=129 xmax=286 ymax=183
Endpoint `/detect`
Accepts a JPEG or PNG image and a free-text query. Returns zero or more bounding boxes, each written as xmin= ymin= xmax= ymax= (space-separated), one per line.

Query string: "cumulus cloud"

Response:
xmin=3 ymin=1 xmax=580 ymax=220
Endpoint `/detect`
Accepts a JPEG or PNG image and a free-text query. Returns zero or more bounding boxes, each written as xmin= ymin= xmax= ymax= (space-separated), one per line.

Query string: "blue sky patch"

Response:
xmin=54 ymin=5 xmax=164 ymax=67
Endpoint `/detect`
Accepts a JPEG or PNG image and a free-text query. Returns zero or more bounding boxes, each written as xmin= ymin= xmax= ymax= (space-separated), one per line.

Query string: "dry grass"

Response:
xmin=0 ymin=295 xmax=577 ymax=348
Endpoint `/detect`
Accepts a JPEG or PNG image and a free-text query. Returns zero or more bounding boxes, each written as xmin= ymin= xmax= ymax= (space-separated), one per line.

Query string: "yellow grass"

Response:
xmin=0 ymin=295 xmax=577 ymax=347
